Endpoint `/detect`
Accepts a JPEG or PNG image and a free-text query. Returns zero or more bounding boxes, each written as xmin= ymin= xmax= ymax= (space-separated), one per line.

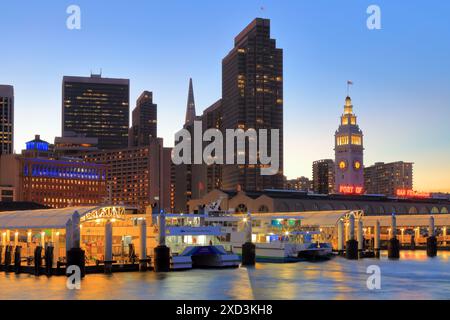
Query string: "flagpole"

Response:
xmin=347 ymin=80 xmax=353 ymax=97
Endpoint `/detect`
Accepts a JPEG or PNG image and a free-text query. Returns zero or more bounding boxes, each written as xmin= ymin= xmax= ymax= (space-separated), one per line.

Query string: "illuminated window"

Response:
xmin=337 ymin=136 xmax=349 ymax=146
xmin=351 ymin=135 xmax=362 ymax=145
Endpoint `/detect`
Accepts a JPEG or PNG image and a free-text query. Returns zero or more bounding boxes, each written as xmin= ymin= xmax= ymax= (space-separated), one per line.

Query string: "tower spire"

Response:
xmin=185 ymin=78 xmax=196 ymax=125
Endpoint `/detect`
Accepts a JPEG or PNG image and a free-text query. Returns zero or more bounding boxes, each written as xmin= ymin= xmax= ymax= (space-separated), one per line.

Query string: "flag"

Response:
xmin=347 ymin=80 xmax=353 ymax=85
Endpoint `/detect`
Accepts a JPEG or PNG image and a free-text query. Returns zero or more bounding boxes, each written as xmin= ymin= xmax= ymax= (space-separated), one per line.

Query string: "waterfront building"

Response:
xmin=364 ymin=161 xmax=413 ymax=196
xmin=84 ymin=138 xmax=171 ymax=213
xmin=189 ymin=189 xmax=450 ymax=216
xmin=0 ymin=205 xmax=157 ymax=271
xmin=62 ymin=74 xmax=130 ymax=150
xmin=285 ymin=176 xmax=312 ymax=191
xmin=0 ymin=85 xmax=14 ymax=155
xmin=221 ymin=18 xmax=284 ymax=191
xmin=129 ymin=91 xmax=158 ymax=147
xmin=312 ymin=159 xmax=335 ymax=194
xmin=0 ymin=136 xmax=107 ymax=208
xmin=20 ymin=157 xmax=107 ymax=208
xmin=334 ymin=96 xmax=364 ymax=194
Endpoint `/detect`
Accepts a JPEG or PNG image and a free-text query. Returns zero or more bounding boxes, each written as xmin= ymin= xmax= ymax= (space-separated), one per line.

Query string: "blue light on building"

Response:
xmin=26 ymin=135 xmax=49 ymax=151
xmin=23 ymin=159 xmax=105 ymax=181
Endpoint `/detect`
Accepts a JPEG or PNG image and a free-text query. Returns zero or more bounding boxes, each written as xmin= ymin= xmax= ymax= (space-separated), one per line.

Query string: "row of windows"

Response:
xmin=341 ymin=116 xmax=356 ymax=125
xmin=27 ymin=185 xmax=103 ymax=192
xmin=26 ymin=179 xmax=104 ymax=186
xmin=336 ymin=134 xmax=362 ymax=146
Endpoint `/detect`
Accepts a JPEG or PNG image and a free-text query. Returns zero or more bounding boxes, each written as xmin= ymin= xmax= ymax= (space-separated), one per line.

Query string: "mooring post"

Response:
xmin=14 ymin=246 xmax=21 ymax=274
xmin=45 ymin=244 xmax=54 ymax=276
xmin=66 ymin=212 xmax=85 ymax=277
xmin=139 ymin=219 xmax=148 ymax=271
xmin=345 ymin=215 xmax=358 ymax=260
xmin=374 ymin=220 xmax=380 ymax=258
xmin=4 ymin=245 xmax=12 ymax=271
xmin=388 ymin=214 xmax=400 ymax=259
xmin=104 ymin=220 xmax=113 ymax=274
xmin=34 ymin=246 xmax=42 ymax=276
xmin=242 ymin=212 xmax=256 ymax=266
xmin=427 ymin=216 xmax=437 ymax=257
xmin=154 ymin=211 xmax=170 ymax=272
xmin=337 ymin=219 xmax=344 ymax=255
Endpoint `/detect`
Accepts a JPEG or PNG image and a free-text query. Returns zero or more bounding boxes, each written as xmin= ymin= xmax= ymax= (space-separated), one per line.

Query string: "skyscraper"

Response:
xmin=221 ymin=18 xmax=284 ymax=191
xmin=312 ymin=159 xmax=335 ymax=194
xmin=364 ymin=161 xmax=413 ymax=196
xmin=185 ymin=78 xmax=196 ymax=125
xmin=334 ymin=96 xmax=364 ymax=194
xmin=0 ymin=85 xmax=14 ymax=155
xmin=173 ymin=79 xmax=198 ymax=212
xmin=62 ymin=74 xmax=129 ymax=150
xmin=84 ymin=139 xmax=168 ymax=213
xmin=129 ymin=91 xmax=157 ymax=147
xmin=201 ymin=99 xmax=223 ymax=193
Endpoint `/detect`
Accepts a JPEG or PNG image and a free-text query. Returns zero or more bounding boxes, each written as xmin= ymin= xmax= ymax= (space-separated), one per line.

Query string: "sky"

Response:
xmin=0 ymin=0 xmax=449 ymax=192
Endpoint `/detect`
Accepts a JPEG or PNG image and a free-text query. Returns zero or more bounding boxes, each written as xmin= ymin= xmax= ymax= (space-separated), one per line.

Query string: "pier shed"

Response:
xmin=0 ymin=206 xmax=154 ymax=274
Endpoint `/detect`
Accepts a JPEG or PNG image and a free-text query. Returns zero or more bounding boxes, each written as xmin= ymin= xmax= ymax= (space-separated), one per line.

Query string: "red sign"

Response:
xmin=339 ymin=185 xmax=364 ymax=195
xmin=396 ymin=189 xmax=430 ymax=199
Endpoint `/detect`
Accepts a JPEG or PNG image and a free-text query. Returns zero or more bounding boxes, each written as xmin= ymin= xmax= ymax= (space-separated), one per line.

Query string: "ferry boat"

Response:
xmin=205 ymin=214 xmax=332 ymax=262
xmin=161 ymin=216 xmax=240 ymax=270
xmin=201 ymin=200 xmax=333 ymax=262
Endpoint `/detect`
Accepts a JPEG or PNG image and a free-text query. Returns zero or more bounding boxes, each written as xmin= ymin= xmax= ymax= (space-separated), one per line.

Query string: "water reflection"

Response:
xmin=1 ymin=251 xmax=450 ymax=300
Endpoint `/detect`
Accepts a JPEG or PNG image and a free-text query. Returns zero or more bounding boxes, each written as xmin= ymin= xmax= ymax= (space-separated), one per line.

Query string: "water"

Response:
xmin=1 ymin=251 xmax=450 ymax=300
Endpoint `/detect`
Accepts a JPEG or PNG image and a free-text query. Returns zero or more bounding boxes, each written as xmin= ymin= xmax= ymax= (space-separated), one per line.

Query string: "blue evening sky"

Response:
xmin=0 ymin=0 xmax=449 ymax=191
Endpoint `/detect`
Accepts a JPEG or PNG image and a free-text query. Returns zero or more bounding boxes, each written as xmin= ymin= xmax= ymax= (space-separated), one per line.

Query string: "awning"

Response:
xmin=295 ymin=210 xmax=360 ymax=227
xmin=0 ymin=206 xmax=126 ymax=229
xmin=362 ymin=214 xmax=450 ymax=227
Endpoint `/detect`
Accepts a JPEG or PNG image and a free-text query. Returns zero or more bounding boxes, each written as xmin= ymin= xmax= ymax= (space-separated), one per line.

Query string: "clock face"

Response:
xmin=339 ymin=160 xmax=347 ymax=171
xmin=354 ymin=160 xmax=361 ymax=170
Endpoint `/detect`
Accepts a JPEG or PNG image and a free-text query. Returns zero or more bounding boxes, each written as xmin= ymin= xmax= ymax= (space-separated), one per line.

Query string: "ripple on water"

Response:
xmin=1 ymin=251 xmax=450 ymax=300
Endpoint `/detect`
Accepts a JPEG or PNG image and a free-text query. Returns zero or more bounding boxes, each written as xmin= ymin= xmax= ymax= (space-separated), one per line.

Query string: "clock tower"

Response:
xmin=334 ymin=96 xmax=364 ymax=194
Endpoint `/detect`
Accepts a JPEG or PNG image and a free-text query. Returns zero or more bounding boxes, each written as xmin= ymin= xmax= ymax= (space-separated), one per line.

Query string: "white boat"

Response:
xmin=170 ymin=246 xmax=241 ymax=270
xmin=162 ymin=220 xmax=240 ymax=270
xmin=229 ymin=229 xmax=332 ymax=262
xmin=203 ymin=211 xmax=333 ymax=263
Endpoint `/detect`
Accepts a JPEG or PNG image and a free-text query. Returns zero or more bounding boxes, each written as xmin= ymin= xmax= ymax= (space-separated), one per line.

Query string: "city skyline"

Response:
xmin=1 ymin=1 xmax=449 ymax=192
